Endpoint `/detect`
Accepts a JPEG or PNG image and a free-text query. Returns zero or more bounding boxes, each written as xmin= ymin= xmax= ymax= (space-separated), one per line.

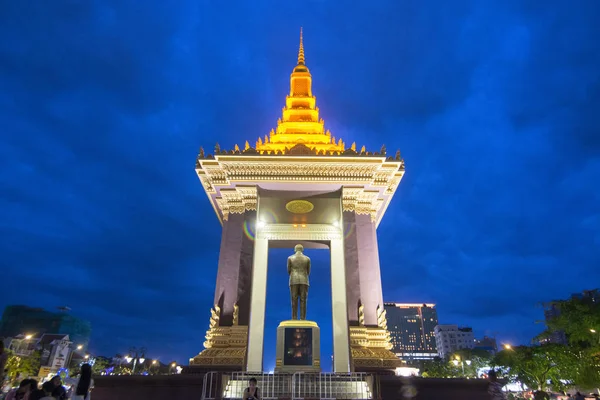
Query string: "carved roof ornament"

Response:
xmin=287 ymin=143 xmax=316 ymax=155
xmin=198 ymin=31 xmax=403 ymax=161
xmin=194 ymin=31 xmax=406 ymax=226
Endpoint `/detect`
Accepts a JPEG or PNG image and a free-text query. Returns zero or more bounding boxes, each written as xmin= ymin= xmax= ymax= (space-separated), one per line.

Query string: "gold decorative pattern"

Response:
xmin=285 ymin=200 xmax=314 ymax=214
xmin=349 ymin=326 xmax=402 ymax=370
xmin=253 ymin=30 xmax=347 ymax=155
xmin=196 ymin=156 xmax=404 ymax=225
xmin=233 ymin=303 xmax=239 ymax=326
xmin=190 ymin=305 xmax=249 ymax=368
xmin=214 ymin=186 xmax=257 ymax=221
xmin=257 ymin=223 xmax=342 ymax=241
xmin=376 ymin=305 xmax=388 ymax=331
xmin=342 ymin=188 xmax=385 ymax=222
xmin=358 ymin=304 xmax=365 ymax=327
xmin=194 ymin=35 xmax=405 ymax=227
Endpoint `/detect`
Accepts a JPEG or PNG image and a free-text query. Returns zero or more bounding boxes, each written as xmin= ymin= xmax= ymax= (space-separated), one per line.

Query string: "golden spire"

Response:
xmin=253 ymin=30 xmax=345 ymax=155
xmin=298 ymin=27 xmax=305 ymax=65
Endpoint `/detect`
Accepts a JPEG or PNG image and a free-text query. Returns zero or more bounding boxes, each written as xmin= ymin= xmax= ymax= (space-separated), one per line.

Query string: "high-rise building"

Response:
xmin=434 ymin=325 xmax=475 ymax=359
xmin=0 ymin=305 xmax=91 ymax=346
xmin=384 ymin=303 xmax=438 ymax=361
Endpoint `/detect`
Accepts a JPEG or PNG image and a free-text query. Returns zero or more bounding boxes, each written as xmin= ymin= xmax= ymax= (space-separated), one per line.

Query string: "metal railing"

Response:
xmin=291 ymin=372 xmax=372 ymax=400
xmin=201 ymin=371 xmax=219 ymax=400
xmin=216 ymin=371 xmax=372 ymax=400
xmin=223 ymin=372 xmax=292 ymax=399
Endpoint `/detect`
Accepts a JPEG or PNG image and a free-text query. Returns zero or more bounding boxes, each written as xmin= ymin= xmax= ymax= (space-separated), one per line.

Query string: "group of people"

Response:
xmin=4 ymin=364 xmax=93 ymax=400
xmin=0 ymin=339 xmax=93 ymax=400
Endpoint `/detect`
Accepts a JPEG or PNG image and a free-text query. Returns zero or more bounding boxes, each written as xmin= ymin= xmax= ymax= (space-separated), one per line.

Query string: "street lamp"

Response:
xmin=124 ymin=347 xmax=146 ymax=375
xmin=452 ymin=357 xmax=472 ymax=376
xmin=504 ymin=344 xmax=512 ymax=350
xmin=590 ymin=328 xmax=597 ymax=340
xmin=77 ymin=345 xmax=83 ymax=350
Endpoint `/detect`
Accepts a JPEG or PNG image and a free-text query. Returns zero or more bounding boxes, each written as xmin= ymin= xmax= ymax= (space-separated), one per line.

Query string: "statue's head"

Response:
xmin=294 ymin=244 xmax=304 ymax=253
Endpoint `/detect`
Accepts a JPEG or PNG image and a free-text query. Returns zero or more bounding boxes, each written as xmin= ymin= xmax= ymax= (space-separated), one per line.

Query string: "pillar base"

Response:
xmin=350 ymin=326 xmax=402 ymax=372
xmin=275 ymin=320 xmax=321 ymax=373
xmin=189 ymin=324 xmax=248 ymax=371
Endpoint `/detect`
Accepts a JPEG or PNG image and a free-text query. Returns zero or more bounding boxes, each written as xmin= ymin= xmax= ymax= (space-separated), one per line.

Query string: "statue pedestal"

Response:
xmin=275 ymin=320 xmax=321 ymax=373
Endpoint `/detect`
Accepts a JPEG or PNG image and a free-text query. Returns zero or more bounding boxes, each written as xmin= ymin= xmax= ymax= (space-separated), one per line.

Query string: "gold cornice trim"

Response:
xmin=195 ymin=154 xmax=405 ymax=226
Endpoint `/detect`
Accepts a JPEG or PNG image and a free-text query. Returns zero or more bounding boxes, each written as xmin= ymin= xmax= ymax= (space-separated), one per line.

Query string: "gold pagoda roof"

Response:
xmin=197 ymin=28 xmax=403 ymax=163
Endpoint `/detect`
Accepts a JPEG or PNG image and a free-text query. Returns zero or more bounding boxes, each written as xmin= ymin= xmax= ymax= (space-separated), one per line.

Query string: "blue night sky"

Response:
xmin=1 ymin=1 xmax=599 ymax=370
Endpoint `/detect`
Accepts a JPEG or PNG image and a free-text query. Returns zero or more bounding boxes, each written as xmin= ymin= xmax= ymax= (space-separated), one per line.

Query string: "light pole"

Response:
xmin=125 ymin=347 xmax=146 ymax=375
xmin=452 ymin=358 xmax=472 ymax=376
xmin=591 ymin=329 xmax=599 ymax=345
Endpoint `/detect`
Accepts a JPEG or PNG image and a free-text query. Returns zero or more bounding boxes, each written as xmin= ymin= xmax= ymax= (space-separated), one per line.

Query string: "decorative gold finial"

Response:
xmin=298 ymin=27 xmax=305 ymax=65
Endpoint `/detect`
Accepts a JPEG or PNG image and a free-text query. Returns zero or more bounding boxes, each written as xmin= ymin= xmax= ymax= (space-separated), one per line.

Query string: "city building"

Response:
xmin=385 ymin=303 xmax=438 ymax=361
xmin=434 ymin=325 xmax=475 ymax=359
xmin=474 ymin=336 xmax=498 ymax=355
xmin=543 ymin=288 xmax=599 ymax=345
xmin=6 ymin=333 xmax=77 ymax=375
xmin=0 ymin=305 xmax=91 ymax=346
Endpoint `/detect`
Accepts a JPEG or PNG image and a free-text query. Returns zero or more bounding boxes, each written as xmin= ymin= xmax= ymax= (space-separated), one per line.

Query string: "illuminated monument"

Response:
xmin=190 ymin=30 xmax=405 ymax=373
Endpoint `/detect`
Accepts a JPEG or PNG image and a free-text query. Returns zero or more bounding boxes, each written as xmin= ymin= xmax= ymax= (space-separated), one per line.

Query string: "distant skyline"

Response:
xmin=1 ymin=1 xmax=599 ymax=369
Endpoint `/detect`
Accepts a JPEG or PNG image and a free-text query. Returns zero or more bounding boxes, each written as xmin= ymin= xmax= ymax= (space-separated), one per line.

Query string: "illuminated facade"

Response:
xmin=384 ymin=303 xmax=438 ymax=361
xmin=190 ymin=30 xmax=405 ymax=373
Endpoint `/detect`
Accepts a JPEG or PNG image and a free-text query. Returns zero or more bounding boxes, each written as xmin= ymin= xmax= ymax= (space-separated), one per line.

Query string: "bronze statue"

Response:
xmin=287 ymin=244 xmax=311 ymax=320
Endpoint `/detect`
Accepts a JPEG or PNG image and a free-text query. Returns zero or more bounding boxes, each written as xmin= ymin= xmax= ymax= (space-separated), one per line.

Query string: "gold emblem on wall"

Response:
xmin=286 ymin=200 xmax=314 ymax=214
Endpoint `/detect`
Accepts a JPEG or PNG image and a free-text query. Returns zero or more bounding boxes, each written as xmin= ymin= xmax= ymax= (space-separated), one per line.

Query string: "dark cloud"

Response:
xmin=1 ymin=0 xmax=599 ymax=366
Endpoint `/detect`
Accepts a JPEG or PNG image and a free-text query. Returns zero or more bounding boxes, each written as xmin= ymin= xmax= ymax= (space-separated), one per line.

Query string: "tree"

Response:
xmin=5 ymin=350 xmax=41 ymax=379
xmin=421 ymin=357 xmax=459 ymax=378
xmin=542 ymin=296 xmax=600 ymax=350
xmin=450 ymin=348 xmax=493 ymax=377
xmin=492 ymin=344 xmax=579 ymax=391
xmin=91 ymin=357 xmax=110 ymax=375
xmin=536 ymin=295 xmax=600 ymax=390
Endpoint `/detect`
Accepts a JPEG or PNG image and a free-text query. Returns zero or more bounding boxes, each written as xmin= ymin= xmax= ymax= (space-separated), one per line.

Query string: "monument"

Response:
xmin=274 ymin=244 xmax=320 ymax=372
xmin=189 ymin=29 xmax=405 ymax=373
xmin=288 ymin=244 xmax=310 ymax=320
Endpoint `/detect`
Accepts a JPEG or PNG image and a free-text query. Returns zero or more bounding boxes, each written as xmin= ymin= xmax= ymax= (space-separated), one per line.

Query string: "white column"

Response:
xmin=330 ymin=236 xmax=351 ymax=373
xmin=246 ymin=232 xmax=269 ymax=372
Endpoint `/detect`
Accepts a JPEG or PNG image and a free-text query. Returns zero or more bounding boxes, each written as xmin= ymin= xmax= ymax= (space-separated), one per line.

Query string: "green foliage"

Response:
xmin=6 ymin=350 xmax=41 ymax=379
xmin=421 ymin=349 xmax=494 ymax=379
xmin=544 ymin=296 xmax=600 ymax=349
xmin=91 ymin=357 xmax=110 ymax=375
xmin=451 ymin=348 xmax=493 ymax=377
xmin=421 ymin=358 xmax=459 ymax=378
xmin=492 ymin=344 xmax=579 ymax=391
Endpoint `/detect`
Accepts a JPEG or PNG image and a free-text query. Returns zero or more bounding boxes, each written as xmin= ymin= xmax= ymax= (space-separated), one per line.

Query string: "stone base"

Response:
xmin=275 ymin=320 xmax=321 ymax=373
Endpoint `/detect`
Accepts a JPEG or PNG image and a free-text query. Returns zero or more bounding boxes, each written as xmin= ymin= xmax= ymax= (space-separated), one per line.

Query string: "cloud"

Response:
xmin=1 ymin=0 xmax=599 ymax=365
